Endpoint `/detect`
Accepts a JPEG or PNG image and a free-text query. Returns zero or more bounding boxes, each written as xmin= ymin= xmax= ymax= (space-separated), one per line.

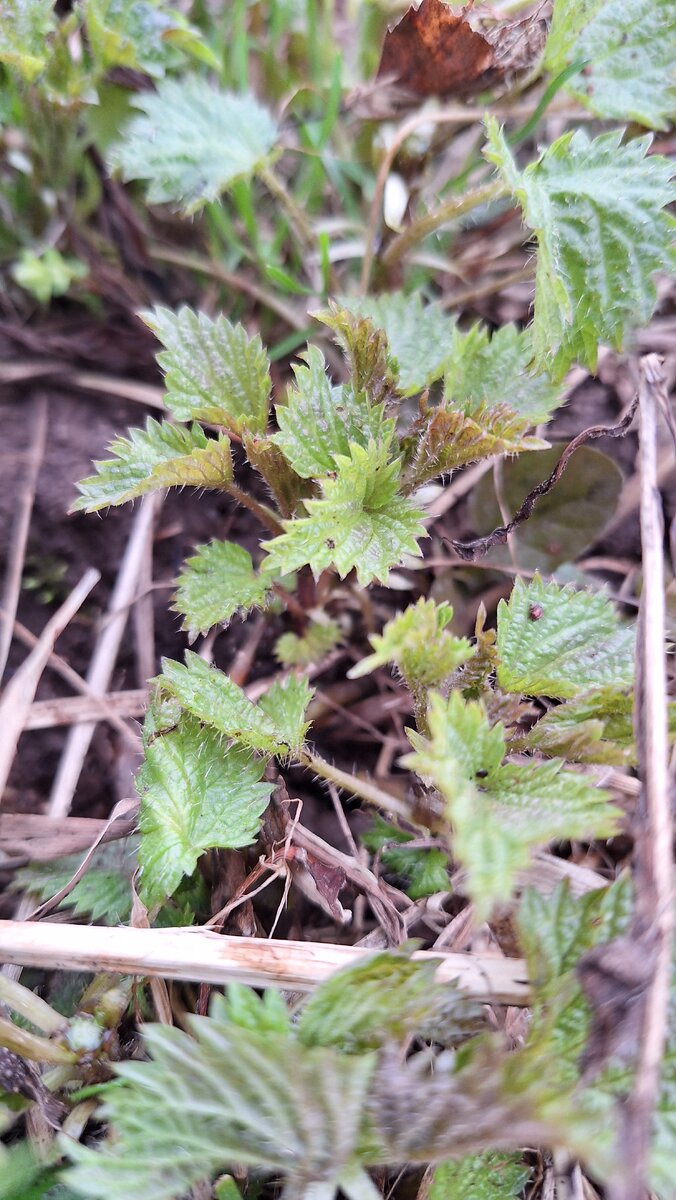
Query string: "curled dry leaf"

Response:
xmin=376 ymin=0 xmax=548 ymax=100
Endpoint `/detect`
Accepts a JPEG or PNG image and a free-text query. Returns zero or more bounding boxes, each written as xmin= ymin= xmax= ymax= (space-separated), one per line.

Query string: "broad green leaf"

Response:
xmin=545 ymin=0 xmax=676 ymax=131
xmin=444 ymin=324 xmax=564 ymax=423
xmin=338 ymin=292 xmax=455 ymax=396
xmin=141 ymin=306 xmax=271 ymax=432
xmin=496 ymin=576 xmax=635 ymax=699
xmin=64 ymin=1007 xmax=376 ymax=1199
xmin=174 ymin=540 xmax=274 ymax=639
xmin=71 ymin=419 xmax=232 ymax=512
xmin=401 ymin=399 xmax=547 ymax=491
xmin=136 ymin=713 xmax=273 ymax=906
xmin=0 ymin=0 xmax=55 ymax=82
xmin=83 ymin=0 xmax=219 ymax=79
xmin=272 ymin=346 xmax=394 ymax=478
xmin=361 ymin=815 xmax=451 ymax=900
xmin=110 ymin=77 xmax=279 ymax=212
xmin=486 ymin=120 xmax=676 ymax=378
xmin=275 ymin=619 xmax=342 ymax=667
xmin=404 ymin=692 xmax=620 ymax=914
xmin=524 ymin=688 xmax=636 ymax=765
xmin=158 ymin=652 xmax=313 ymax=756
xmin=214 ymin=985 xmax=291 ymax=1036
xmin=428 ymin=1151 xmax=529 ymax=1200
xmin=263 ymin=441 xmax=426 ymax=586
xmin=349 ymin=597 xmax=474 ymax=689
xmin=469 ymin=445 xmax=624 ymax=571
xmin=12 ymin=842 xmax=135 ymax=925
xmin=298 ymin=953 xmax=447 ymax=1052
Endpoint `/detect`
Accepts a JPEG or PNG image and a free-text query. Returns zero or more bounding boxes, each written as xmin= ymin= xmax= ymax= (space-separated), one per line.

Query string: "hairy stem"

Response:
xmin=259 ymin=163 xmax=315 ymax=251
xmin=381 ymin=180 xmax=508 ymax=273
xmin=301 ymin=749 xmax=423 ymax=825
xmin=226 ymin=483 xmax=285 ymax=535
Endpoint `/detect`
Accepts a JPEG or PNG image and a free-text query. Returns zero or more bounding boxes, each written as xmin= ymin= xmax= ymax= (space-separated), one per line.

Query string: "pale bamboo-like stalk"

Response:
xmin=0 ymin=921 xmax=530 ymax=1006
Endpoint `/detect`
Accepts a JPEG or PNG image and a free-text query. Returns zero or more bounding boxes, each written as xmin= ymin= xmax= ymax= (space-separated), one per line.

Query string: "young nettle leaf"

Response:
xmin=275 ymin=619 xmax=342 ymax=668
xmin=545 ymin=0 xmax=676 ymax=132
xmin=337 ymin=291 xmax=455 ymax=396
xmin=141 ymin=306 xmax=271 ymax=433
xmin=271 ymin=346 xmax=394 ymax=478
xmin=444 ymin=323 xmax=565 ymax=424
xmin=13 ymin=842 xmax=135 ymax=925
xmin=316 ymin=305 xmax=399 ymax=407
xmin=486 ymin=120 xmax=676 ymax=378
xmin=109 ymin=77 xmax=279 ymax=212
xmin=524 ymin=688 xmax=636 ymax=765
xmin=136 ymin=712 xmax=273 ymax=907
xmin=158 ymin=652 xmax=313 ymax=756
xmin=401 ymin=400 xmax=547 ymax=491
xmin=174 ymin=540 xmax=275 ymax=640
xmin=349 ymin=597 xmax=475 ymax=690
xmin=243 ymin=433 xmax=310 ymax=518
xmin=0 ymin=0 xmax=55 ymax=83
xmin=496 ymin=576 xmax=635 ymax=699
xmin=297 ymin=952 xmax=448 ymax=1052
xmin=83 ymin=0 xmax=219 ymax=79
xmin=427 ymin=1151 xmax=529 ymax=1200
xmin=64 ymin=1008 xmax=376 ymax=1199
xmin=213 ymin=985 xmax=291 ymax=1037
xmin=263 ymin=441 xmax=426 ymax=586
xmin=71 ymin=419 xmax=232 ymax=512
xmin=361 ymin=815 xmax=451 ymax=900
xmin=404 ymin=692 xmax=621 ymax=914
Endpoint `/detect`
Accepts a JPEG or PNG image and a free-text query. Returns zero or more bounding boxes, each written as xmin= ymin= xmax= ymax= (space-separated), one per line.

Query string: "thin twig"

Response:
xmin=381 ymin=180 xmax=508 ymax=274
xmin=0 ymin=395 xmax=48 ymax=682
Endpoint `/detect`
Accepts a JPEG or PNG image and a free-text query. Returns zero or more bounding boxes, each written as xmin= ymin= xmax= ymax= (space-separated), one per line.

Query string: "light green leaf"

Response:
xmin=338 ymin=292 xmax=455 ymax=396
xmin=174 ymin=540 xmax=274 ymax=639
xmin=110 ymin=77 xmax=279 ymax=212
xmin=71 ymin=419 xmax=232 ymax=512
xmin=404 ymin=692 xmax=620 ymax=914
xmin=545 ymin=0 xmax=676 ymax=131
xmin=83 ymin=0 xmax=219 ymax=79
xmin=11 ymin=249 xmax=88 ymax=305
xmin=401 ymin=399 xmax=547 ymax=491
xmin=298 ymin=953 xmax=447 ymax=1052
xmin=263 ymin=441 xmax=426 ymax=586
xmin=13 ymin=842 xmax=135 ymax=925
xmin=486 ymin=120 xmax=676 ymax=378
xmin=428 ymin=1151 xmax=529 ymax=1200
xmin=524 ymin=688 xmax=636 ymax=765
xmin=158 ymin=652 xmax=313 ymax=756
xmin=361 ymin=815 xmax=450 ymax=900
xmin=349 ymin=597 xmax=474 ymax=689
xmin=64 ymin=1007 xmax=376 ymax=1199
xmin=136 ymin=712 xmax=273 ymax=906
xmin=0 ymin=0 xmax=55 ymax=82
xmin=316 ymin=304 xmax=399 ymax=407
xmin=275 ymin=619 xmax=342 ymax=667
xmin=216 ymin=984 xmax=291 ymax=1036
xmin=271 ymin=346 xmax=394 ymax=478
xmin=444 ymin=323 xmax=564 ymax=423
xmin=496 ymin=576 xmax=635 ymax=699
xmin=141 ymin=306 xmax=271 ymax=432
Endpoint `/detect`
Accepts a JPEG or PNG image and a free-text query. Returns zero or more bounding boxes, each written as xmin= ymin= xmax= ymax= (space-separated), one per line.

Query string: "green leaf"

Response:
xmin=316 ymin=304 xmax=399 ymax=407
xmin=496 ymin=576 xmax=635 ymax=699
xmin=110 ymin=77 xmax=279 ymax=212
xmin=401 ymin=399 xmax=547 ymax=491
xmin=64 ymin=1007 xmax=376 ymax=1199
xmin=298 ymin=952 xmax=448 ymax=1052
xmin=545 ymin=0 xmax=676 ymax=131
xmin=141 ymin=306 xmax=271 ymax=433
xmin=174 ymin=540 xmax=274 ymax=640
xmin=275 ymin=619 xmax=342 ymax=667
xmin=12 ymin=249 xmax=88 ymax=305
xmin=469 ymin=445 xmax=623 ymax=571
xmin=338 ymin=292 xmax=455 ymax=396
xmin=71 ymin=419 xmax=232 ymax=512
xmin=262 ymin=441 xmax=426 ymax=586
xmin=158 ymin=652 xmax=313 ymax=756
xmin=0 ymin=0 xmax=55 ymax=82
xmin=427 ymin=1151 xmax=529 ymax=1200
xmin=215 ymin=985 xmax=291 ymax=1036
xmin=136 ymin=712 xmax=273 ymax=907
xmin=524 ymin=688 xmax=636 ymax=765
xmin=518 ymin=878 xmax=632 ymax=988
xmin=444 ymin=323 xmax=564 ymax=424
xmin=271 ymin=346 xmax=394 ymax=479
xmin=12 ymin=842 xmax=135 ymax=925
xmin=83 ymin=0 xmax=218 ymax=79
xmin=486 ymin=120 xmax=676 ymax=378
xmin=361 ymin=815 xmax=450 ymax=900
xmin=349 ymin=597 xmax=475 ymax=689
xmin=404 ymin=692 xmax=620 ymax=914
